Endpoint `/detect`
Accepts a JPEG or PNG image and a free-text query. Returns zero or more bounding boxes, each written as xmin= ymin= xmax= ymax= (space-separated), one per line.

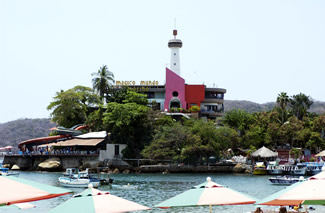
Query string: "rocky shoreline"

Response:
xmin=3 ymin=155 xmax=252 ymax=174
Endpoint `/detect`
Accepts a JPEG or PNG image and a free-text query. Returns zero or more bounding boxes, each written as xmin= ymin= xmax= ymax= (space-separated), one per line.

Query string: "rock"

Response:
xmin=245 ymin=169 xmax=252 ymax=174
xmin=82 ymin=160 xmax=101 ymax=169
xmin=38 ymin=157 xmax=61 ymax=171
xmin=112 ymin=168 xmax=120 ymax=174
xmin=122 ymin=169 xmax=130 ymax=174
xmin=11 ymin=165 xmax=20 ymax=170
xmin=162 ymin=169 xmax=169 ymax=174
xmin=232 ymin=163 xmax=246 ymax=173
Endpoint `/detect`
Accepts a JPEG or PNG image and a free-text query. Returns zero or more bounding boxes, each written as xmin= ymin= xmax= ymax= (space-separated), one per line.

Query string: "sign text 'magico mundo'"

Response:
xmin=115 ymin=80 xmax=159 ymax=86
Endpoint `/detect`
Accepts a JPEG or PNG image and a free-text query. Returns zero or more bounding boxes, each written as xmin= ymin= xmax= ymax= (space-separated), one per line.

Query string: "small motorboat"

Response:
xmin=0 ymin=164 xmax=19 ymax=177
xmin=58 ymin=176 xmax=100 ymax=188
xmin=268 ymin=176 xmax=303 ymax=185
xmin=59 ymin=168 xmax=100 ymax=188
xmin=253 ymin=162 xmax=267 ymax=175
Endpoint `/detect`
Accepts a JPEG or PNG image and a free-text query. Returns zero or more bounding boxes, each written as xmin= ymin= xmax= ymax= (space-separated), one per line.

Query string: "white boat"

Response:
xmin=268 ymin=176 xmax=303 ymax=185
xmin=58 ymin=176 xmax=100 ymax=188
xmin=267 ymin=165 xmax=284 ymax=175
xmin=59 ymin=168 xmax=100 ymax=188
xmin=293 ymin=164 xmax=306 ymax=176
xmin=0 ymin=164 xmax=19 ymax=177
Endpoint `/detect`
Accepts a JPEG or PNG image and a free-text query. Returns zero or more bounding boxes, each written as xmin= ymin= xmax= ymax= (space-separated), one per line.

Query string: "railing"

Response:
xmin=13 ymin=150 xmax=99 ymax=156
xmin=122 ymin=158 xmax=173 ymax=167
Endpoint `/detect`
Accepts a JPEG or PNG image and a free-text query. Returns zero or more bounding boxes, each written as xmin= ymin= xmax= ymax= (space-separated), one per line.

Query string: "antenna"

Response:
xmin=173 ymin=18 xmax=177 ymax=39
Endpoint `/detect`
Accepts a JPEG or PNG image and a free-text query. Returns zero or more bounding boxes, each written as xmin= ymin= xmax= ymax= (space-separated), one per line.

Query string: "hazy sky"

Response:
xmin=1 ymin=0 xmax=325 ymax=123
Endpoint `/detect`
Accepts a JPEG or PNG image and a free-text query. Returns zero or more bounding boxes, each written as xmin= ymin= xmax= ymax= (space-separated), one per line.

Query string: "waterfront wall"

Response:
xmin=3 ymin=155 xmax=252 ymax=173
xmin=138 ymin=164 xmax=238 ymax=173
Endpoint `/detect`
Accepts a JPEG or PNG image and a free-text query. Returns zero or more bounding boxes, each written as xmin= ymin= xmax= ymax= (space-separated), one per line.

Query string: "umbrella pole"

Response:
xmin=209 ymin=204 xmax=212 ymax=213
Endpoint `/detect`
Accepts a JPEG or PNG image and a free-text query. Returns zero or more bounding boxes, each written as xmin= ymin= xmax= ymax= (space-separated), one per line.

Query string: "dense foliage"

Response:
xmin=44 ymin=66 xmax=325 ymax=164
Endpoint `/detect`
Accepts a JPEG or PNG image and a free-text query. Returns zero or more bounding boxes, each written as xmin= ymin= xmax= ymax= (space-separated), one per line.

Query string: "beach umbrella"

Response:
xmin=251 ymin=146 xmax=278 ymax=158
xmin=2 ymin=203 xmax=36 ymax=210
xmin=258 ymin=172 xmax=325 ymax=206
xmin=155 ymin=177 xmax=256 ymax=213
xmin=315 ymin=150 xmax=325 ymax=157
xmin=49 ymin=186 xmax=150 ymax=213
xmin=0 ymin=176 xmax=71 ymax=206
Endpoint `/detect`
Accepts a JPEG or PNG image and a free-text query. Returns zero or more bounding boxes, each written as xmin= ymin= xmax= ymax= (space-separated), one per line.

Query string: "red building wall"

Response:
xmin=185 ymin=85 xmax=205 ymax=109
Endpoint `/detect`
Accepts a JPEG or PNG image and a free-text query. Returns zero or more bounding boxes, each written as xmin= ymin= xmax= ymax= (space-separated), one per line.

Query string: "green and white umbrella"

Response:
xmin=258 ymin=170 xmax=325 ymax=206
xmin=49 ymin=186 xmax=150 ymax=213
xmin=0 ymin=176 xmax=71 ymax=206
xmin=155 ymin=177 xmax=256 ymax=213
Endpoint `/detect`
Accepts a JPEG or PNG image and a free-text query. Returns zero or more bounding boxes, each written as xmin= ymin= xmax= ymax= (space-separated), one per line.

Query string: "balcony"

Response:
xmin=200 ymin=110 xmax=224 ymax=118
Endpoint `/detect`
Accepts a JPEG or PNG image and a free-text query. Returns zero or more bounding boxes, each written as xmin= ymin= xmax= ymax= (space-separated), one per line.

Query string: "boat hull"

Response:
xmin=268 ymin=176 xmax=301 ymax=185
xmin=253 ymin=169 xmax=267 ymax=175
xmin=58 ymin=177 xmax=100 ymax=188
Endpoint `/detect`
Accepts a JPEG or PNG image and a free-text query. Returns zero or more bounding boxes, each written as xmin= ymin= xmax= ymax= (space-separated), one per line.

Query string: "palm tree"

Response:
xmin=289 ymin=93 xmax=313 ymax=120
xmin=276 ymin=92 xmax=289 ymax=110
xmin=91 ymin=65 xmax=115 ymax=102
xmin=276 ymin=92 xmax=290 ymax=125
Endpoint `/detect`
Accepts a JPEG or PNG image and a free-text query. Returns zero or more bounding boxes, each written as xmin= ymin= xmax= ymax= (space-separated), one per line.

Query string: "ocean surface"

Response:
xmin=1 ymin=171 xmax=324 ymax=213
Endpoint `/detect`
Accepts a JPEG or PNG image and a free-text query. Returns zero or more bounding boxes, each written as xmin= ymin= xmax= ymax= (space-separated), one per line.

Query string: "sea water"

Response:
xmin=1 ymin=172 xmax=324 ymax=213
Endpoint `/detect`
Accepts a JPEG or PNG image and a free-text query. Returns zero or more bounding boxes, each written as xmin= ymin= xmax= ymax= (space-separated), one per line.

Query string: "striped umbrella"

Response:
xmin=155 ymin=177 xmax=256 ymax=213
xmin=49 ymin=186 xmax=150 ymax=213
xmin=258 ymin=172 xmax=325 ymax=206
xmin=0 ymin=176 xmax=71 ymax=206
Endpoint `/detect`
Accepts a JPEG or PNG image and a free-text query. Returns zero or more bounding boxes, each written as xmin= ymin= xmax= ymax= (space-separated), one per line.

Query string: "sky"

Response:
xmin=1 ymin=0 xmax=325 ymax=123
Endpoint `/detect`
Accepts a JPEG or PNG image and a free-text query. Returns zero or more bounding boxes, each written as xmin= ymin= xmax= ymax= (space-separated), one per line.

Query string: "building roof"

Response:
xmin=75 ymin=131 xmax=107 ymax=139
xmin=251 ymin=146 xmax=278 ymax=158
xmin=18 ymin=135 xmax=71 ymax=149
xmin=49 ymin=138 xmax=104 ymax=147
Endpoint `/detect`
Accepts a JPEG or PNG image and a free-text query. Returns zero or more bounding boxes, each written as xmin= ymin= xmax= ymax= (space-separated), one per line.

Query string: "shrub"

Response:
xmin=190 ymin=106 xmax=200 ymax=113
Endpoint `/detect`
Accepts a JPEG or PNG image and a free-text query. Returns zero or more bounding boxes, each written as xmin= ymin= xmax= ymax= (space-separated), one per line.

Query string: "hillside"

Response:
xmin=0 ymin=118 xmax=55 ymax=150
xmin=224 ymin=100 xmax=325 ymax=114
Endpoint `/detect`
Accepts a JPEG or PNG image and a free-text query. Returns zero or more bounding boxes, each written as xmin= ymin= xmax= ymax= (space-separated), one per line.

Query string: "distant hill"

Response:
xmin=0 ymin=118 xmax=55 ymax=150
xmin=224 ymin=100 xmax=325 ymax=114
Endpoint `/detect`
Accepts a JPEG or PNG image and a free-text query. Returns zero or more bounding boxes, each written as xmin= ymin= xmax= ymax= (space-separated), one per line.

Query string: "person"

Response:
xmin=254 ymin=207 xmax=264 ymax=213
xmin=279 ymin=206 xmax=287 ymax=213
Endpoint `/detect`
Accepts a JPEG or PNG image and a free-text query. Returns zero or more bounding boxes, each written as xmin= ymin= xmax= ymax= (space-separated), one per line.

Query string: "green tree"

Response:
xmin=289 ymin=93 xmax=313 ymax=120
xmin=223 ymin=109 xmax=255 ymax=136
xmin=92 ymin=65 xmax=115 ymax=102
xmin=109 ymin=87 xmax=148 ymax=105
xmin=103 ymin=102 xmax=150 ymax=158
xmin=141 ymin=122 xmax=199 ymax=162
xmin=86 ymin=105 xmax=105 ymax=132
xmin=280 ymin=117 xmax=304 ymax=147
xmin=47 ymin=86 xmax=98 ymax=127
xmin=275 ymin=92 xmax=290 ymax=124
xmin=277 ymin=92 xmax=290 ymax=109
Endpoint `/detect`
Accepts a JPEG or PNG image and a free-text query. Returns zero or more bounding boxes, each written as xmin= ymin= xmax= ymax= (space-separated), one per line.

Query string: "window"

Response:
xmin=114 ymin=145 xmax=120 ymax=156
xmin=172 ymin=91 xmax=178 ymax=97
xmin=173 ymin=63 xmax=176 ymax=65
xmin=146 ymin=92 xmax=155 ymax=99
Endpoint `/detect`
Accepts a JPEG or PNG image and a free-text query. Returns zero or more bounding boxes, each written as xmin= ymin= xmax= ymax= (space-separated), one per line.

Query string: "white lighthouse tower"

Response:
xmin=168 ymin=29 xmax=183 ymax=76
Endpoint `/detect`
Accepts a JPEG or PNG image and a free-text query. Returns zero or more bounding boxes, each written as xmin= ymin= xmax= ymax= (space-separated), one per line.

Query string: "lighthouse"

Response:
xmin=168 ymin=29 xmax=183 ymax=76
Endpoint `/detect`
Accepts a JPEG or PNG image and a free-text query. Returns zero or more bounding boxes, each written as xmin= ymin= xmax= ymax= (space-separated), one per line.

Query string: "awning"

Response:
xmin=52 ymin=138 xmax=104 ymax=147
